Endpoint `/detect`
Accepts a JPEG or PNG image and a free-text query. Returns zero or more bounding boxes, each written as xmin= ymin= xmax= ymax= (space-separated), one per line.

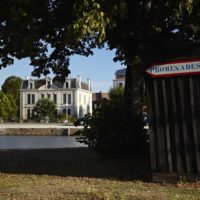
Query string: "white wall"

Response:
xmin=20 ymin=88 xmax=92 ymax=120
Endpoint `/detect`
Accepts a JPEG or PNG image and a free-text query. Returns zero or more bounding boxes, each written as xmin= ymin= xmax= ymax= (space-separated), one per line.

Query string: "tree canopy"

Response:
xmin=2 ymin=76 xmax=22 ymax=103
xmin=0 ymin=91 xmax=17 ymax=121
xmin=34 ymin=98 xmax=56 ymax=120
xmin=0 ymin=0 xmax=107 ymax=80
xmin=1 ymin=1 xmax=199 ymax=71
xmin=0 ymin=0 xmax=200 ymax=100
xmin=102 ymin=0 xmax=200 ymax=65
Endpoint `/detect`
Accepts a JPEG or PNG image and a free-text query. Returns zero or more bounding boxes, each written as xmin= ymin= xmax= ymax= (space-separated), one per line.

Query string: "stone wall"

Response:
xmin=0 ymin=128 xmax=80 ymax=136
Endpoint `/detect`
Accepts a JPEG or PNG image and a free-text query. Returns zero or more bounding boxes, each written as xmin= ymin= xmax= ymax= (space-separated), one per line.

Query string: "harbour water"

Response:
xmin=0 ymin=136 xmax=86 ymax=149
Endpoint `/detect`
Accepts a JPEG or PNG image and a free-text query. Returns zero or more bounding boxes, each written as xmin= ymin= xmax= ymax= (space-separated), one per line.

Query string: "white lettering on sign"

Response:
xmin=145 ymin=59 xmax=200 ymax=77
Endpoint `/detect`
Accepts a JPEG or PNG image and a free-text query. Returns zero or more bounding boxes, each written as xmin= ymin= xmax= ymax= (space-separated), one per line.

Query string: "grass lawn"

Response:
xmin=0 ymin=148 xmax=199 ymax=200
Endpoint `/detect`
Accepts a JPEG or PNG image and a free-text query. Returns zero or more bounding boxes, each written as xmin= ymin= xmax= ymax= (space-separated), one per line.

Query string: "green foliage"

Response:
xmin=0 ymin=0 xmax=108 ymax=80
xmin=34 ymin=98 xmax=56 ymax=121
xmin=0 ymin=91 xmax=17 ymax=121
xmin=56 ymin=113 xmax=76 ymax=123
xmin=7 ymin=94 xmax=18 ymax=120
xmin=0 ymin=1 xmax=199 ymax=78
xmin=76 ymin=96 xmax=147 ymax=157
xmin=0 ymin=1 xmax=199 ymax=107
xmin=102 ymin=0 xmax=200 ymax=66
xmin=1 ymin=76 xmax=22 ymax=103
xmin=109 ymin=86 xmax=124 ymax=99
xmin=2 ymin=76 xmax=22 ymax=119
xmin=67 ymin=115 xmax=76 ymax=123
xmin=56 ymin=113 xmax=67 ymax=122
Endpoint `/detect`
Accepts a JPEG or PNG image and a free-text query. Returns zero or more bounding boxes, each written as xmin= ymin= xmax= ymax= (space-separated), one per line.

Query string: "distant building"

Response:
xmin=113 ymin=68 xmax=126 ymax=88
xmin=20 ymin=76 xmax=92 ymax=120
xmin=92 ymin=92 xmax=109 ymax=110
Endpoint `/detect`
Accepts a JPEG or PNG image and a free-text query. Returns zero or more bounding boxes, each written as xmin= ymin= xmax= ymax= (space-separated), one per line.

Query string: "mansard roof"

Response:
xmin=21 ymin=77 xmax=90 ymax=90
xmin=115 ymin=68 xmax=126 ymax=76
xmin=21 ymin=80 xmax=28 ymax=89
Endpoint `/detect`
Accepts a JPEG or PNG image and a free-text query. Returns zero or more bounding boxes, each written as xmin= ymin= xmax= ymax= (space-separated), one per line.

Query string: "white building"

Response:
xmin=20 ymin=76 xmax=92 ymax=120
xmin=113 ymin=68 xmax=126 ymax=88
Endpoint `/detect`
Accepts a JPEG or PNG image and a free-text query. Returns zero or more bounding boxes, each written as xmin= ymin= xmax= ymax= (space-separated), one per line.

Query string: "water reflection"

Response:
xmin=0 ymin=136 xmax=86 ymax=149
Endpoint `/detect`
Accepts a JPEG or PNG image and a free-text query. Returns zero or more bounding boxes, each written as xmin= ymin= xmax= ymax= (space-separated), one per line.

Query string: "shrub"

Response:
xmin=76 ymin=97 xmax=148 ymax=158
xmin=56 ymin=113 xmax=76 ymax=123
xmin=56 ymin=113 xmax=67 ymax=122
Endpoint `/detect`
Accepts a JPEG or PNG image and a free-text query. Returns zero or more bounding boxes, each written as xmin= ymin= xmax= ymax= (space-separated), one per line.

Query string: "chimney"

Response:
xmin=77 ymin=75 xmax=81 ymax=88
xmin=45 ymin=77 xmax=51 ymax=89
xmin=87 ymin=78 xmax=91 ymax=91
xmin=27 ymin=77 xmax=31 ymax=89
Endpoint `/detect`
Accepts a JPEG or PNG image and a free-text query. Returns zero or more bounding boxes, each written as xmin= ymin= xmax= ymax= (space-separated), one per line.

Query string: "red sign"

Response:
xmin=145 ymin=59 xmax=200 ymax=77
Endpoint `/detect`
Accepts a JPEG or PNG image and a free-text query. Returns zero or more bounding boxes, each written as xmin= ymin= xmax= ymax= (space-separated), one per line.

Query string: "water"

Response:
xmin=0 ymin=136 xmax=86 ymax=149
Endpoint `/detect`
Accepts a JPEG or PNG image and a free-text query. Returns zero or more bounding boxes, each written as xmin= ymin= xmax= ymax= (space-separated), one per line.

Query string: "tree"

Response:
xmin=6 ymin=94 xmax=18 ymax=120
xmin=34 ymin=98 xmax=56 ymax=121
xmin=0 ymin=0 xmax=107 ymax=80
xmin=0 ymin=1 xmax=199 ymax=103
xmin=109 ymin=86 xmax=124 ymax=99
xmin=2 ymin=76 xmax=22 ymax=118
xmin=99 ymin=0 xmax=200 ymax=105
xmin=0 ymin=91 xmax=17 ymax=121
xmin=2 ymin=76 xmax=22 ymax=103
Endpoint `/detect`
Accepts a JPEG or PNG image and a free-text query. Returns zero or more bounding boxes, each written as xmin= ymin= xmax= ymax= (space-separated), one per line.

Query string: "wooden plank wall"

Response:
xmin=146 ymin=75 xmax=200 ymax=178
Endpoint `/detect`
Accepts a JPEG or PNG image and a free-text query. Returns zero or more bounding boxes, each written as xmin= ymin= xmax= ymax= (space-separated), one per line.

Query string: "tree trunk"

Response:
xmin=124 ymin=64 xmax=135 ymax=106
xmin=124 ymin=61 xmax=145 ymax=110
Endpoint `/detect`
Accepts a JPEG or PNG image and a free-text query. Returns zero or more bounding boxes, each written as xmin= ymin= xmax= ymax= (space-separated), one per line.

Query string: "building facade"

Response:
xmin=113 ymin=68 xmax=126 ymax=88
xmin=92 ymin=92 xmax=109 ymax=110
xmin=20 ymin=76 xmax=92 ymax=120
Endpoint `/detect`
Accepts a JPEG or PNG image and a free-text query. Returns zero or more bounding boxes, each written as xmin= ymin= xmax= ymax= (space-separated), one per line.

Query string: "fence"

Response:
xmin=146 ymin=74 xmax=200 ymax=181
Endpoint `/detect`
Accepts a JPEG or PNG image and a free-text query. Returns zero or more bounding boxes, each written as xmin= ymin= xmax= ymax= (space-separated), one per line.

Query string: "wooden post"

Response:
xmin=146 ymin=78 xmax=156 ymax=171
xmin=162 ymin=79 xmax=173 ymax=172
xmin=170 ymin=79 xmax=183 ymax=173
xmin=189 ymin=77 xmax=200 ymax=174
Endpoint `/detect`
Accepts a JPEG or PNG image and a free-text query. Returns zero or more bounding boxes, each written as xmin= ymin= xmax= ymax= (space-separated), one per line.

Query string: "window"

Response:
xmin=67 ymin=108 xmax=71 ymax=116
xmin=32 ymin=94 xmax=35 ymax=104
xmin=41 ymin=94 xmax=45 ymax=99
xmin=47 ymin=94 xmax=51 ymax=99
xmin=27 ymin=109 xmax=31 ymax=119
xmin=119 ymin=82 xmax=123 ymax=87
xmin=84 ymin=95 xmax=86 ymax=105
xmin=63 ymin=108 xmax=66 ymax=114
xmin=27 ymin=94 xmax=35 ymax=104
xmin=63 ymin=94 xmax=67 ymax=104
xmin=79 ymin=94 xmax=81 ymax=102
xmin=79 ymin=106 xmax=83 ymax=118
xmin=87 ymin=105 xmax=90 ymax=113
xmin=27 ymin=94 xmax=31 ymax=104
xmin=54 ymin=109 xmax=58 ymax=116
xmin=66 ymin=82 xmax=69 ymax=88
xmin=31 ymin=109 xmax=35 ymax=117
xmin=68 ymin=94 xmax=71 ymax=104
xmin=30 ymin=82 xmax=33 ymax=89
xmin=53 ymin=94 xmax=57 ymax=104
xmin=48 ymin=81 xmax=51 ymax=88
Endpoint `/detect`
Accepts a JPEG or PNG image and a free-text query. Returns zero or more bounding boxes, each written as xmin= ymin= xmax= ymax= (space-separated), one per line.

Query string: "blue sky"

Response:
xmin=0 ymin=48 xmax=124 ymax=92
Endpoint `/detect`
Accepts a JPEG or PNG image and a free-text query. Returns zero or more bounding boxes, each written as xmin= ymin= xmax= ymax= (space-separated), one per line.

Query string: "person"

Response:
xmin=140 ymin=106 xmax=149 ymax=143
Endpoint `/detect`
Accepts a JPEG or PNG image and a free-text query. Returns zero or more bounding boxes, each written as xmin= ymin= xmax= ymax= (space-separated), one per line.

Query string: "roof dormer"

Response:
xmin=45 ymin=77 xmax=52 ymax=89
xmin=28 ymin=78 xmax=34 ymax=89
xmin=64 ymin=77 xmax=71 ymax=89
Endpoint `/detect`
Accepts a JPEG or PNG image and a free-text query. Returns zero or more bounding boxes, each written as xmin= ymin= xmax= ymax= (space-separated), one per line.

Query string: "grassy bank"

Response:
xmin=0 ymin=148 xmax=199 ymax=200
xmin=1 ymin=173 xmax=200 ymax=200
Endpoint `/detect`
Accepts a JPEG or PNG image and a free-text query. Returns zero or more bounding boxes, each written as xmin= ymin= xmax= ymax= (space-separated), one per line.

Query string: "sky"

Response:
xmin=0 ymin=48 xmax=124 ymax=92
